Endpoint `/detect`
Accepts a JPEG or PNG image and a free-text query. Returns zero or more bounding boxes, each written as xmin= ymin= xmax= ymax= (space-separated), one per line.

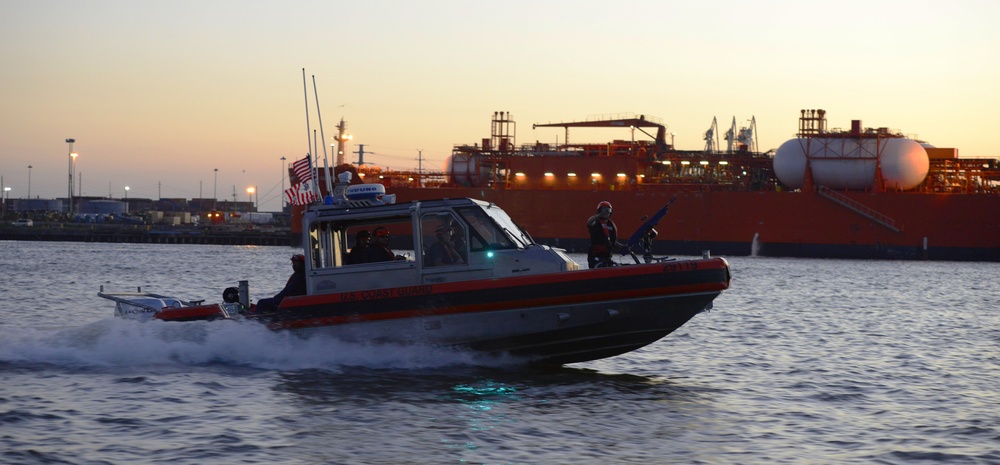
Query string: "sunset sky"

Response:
xmin=2 ymin=0 xmax=998 ymax=211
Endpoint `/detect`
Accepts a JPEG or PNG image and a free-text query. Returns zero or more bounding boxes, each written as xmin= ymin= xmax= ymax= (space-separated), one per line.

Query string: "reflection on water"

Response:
xmin=268 ymin=365 xmax=720 ymax=461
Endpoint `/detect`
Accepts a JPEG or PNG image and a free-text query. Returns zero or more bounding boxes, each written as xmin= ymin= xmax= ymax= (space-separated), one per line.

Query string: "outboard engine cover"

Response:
xmin=222 ymin=287 xmax=240 ymax=303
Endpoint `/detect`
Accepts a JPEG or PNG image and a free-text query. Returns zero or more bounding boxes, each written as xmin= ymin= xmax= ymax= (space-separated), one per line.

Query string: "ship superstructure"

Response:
xmin=305 ymin=110 xmax=1000 ymax=261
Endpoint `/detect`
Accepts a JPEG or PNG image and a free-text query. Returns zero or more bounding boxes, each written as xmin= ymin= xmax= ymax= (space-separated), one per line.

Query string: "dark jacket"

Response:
xmin=347 ymin=244 xmax=369 ymax=264
xmin=427 ymin=239 xmax=462 ymax=266
xmin=367 ymin=243 xmax=396 ymax=262
xmin=587 ymin=216 xmax=617 ymax=248
xmin=256 ymin=269 xmax=306 ymax=312
xmin=273 ymin=269 xmax=307 ymax=301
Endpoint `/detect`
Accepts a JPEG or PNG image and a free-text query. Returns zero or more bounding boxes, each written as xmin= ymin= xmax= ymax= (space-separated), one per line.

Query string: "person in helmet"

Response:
xmin=347 ymin=229 xmax=372 ymax=264
xmin=426 ymin=224 xmax=464 ymax=266
xmin=255 ymin=254 xmax=308 ymax=313
xmin=366 ymin=226 xmax=405 ymax=262
xmin=586 ymin=201 xmax=617 ymax=268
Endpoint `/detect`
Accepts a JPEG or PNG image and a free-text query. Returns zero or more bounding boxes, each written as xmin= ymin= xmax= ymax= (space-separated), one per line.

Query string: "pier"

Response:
xmin=0 ymin=224 xmax=291 ymax=246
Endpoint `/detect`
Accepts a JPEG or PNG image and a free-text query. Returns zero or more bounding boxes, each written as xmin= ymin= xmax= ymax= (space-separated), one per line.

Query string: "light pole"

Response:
xmin=2 ymin=186 xmax=9 ymax=218
xmin=27 ymin=165 xmax=32 ymax=199
xmin=280 ymin=156 xmax=286 ymax=209
xmin=246 ymin=186 xmax=255 ymax=211
xmin=630 ymin=125 xmax=635 ymax=155
xmin=213 ymin=168 xmax=219 ymax=210
xmin=66 ymin=138 xmax=76 ymax=214
xmin=124 ymin=186 xmax=129 ymax=213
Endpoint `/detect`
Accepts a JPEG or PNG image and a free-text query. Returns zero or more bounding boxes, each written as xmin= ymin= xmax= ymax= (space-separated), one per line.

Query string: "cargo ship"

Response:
xmin=298 ymin=109 xmax=1000 ymax=262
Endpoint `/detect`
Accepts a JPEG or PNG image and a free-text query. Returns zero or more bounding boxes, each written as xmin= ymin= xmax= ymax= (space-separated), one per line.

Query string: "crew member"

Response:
xmin=255 ymin=254 xmax=307 ymax=312
xmin=426 ymin=225 xmax=464 ymax=266
xmin=367 ymin=226 xmax=405 ymax=262
xmin=586 ymin=201 xmax=617 ymax=268
xmin=347 ymin=229 xmax=371 ymax=264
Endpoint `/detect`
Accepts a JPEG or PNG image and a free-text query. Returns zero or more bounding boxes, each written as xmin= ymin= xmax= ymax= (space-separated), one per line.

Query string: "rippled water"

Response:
xmin=1 ymin=241 xmax=998 ymax=464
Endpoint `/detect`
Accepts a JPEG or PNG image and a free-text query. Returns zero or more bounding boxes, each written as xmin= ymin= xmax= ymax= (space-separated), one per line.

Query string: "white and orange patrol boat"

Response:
xmin=100 ymin=188 xmax=730 ymax=365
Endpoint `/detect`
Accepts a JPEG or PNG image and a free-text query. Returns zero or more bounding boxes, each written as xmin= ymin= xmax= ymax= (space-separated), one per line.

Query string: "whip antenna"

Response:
xmin=301 ymin=68 xmax=313 ymax=166
xmin=312 ymin=75 xmax=334 ymax=196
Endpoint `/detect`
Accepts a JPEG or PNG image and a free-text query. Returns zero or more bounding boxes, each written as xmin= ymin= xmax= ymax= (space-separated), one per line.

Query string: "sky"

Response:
xmin=2 ymin=0 xmax=998 ymax=212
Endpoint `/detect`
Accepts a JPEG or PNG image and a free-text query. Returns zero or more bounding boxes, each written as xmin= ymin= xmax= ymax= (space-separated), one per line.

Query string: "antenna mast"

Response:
xmin=301 ymin=69 xmax=312 ymax=160
xmin=312 ymin=75 xmax=334 ymax=195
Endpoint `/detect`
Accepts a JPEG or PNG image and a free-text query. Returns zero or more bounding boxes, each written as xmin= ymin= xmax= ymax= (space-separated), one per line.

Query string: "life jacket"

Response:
xmin=588 ymin=218 xmax=616 ymax=246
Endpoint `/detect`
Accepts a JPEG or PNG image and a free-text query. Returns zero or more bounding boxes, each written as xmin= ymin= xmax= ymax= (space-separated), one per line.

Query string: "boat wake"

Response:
xmin=0 ymin=318 xmax=508 ymax=372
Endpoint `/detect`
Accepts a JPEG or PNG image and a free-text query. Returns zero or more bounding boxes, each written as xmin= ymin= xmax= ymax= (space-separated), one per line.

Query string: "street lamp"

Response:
xmin=2 ymin=187 xmax=9 ymax=217
xmin=213 ymin=168 xmax=219 ymax=210
xmin=280 ymin=156 xmax=286 ymax=209
xmin=27 ymin=165 xmax=32 ymax=199
xmin=630 ymin=125 xmax=635 ymax=155
xmin=124 ymin=186 xmax=129 ymax=213
xmin=66 ymin=138 xmax=76 ymax=214
xmin=246 ymin=186 xmax=255 ymax=210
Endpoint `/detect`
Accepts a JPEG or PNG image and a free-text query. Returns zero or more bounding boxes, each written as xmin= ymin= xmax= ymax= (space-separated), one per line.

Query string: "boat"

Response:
xmin=100 ymin=191 xmax=732 ymax=365
xmin=305 ymin=109 xmax=1000 ymax=262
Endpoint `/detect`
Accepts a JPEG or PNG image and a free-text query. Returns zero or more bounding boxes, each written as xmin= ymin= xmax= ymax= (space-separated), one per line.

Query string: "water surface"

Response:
xmin=1 ymin=241 xmax=997 ymax=464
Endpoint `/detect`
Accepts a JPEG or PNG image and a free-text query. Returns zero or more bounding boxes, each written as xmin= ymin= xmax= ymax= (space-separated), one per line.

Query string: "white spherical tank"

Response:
xmin=773 ymin=139 xmax=808 ymax=188
xmin=773 ymin=137 xmax=929 ymax=190
xmin=446 ymin=153 xmax=491 ymax=186
xmin=880 ymin=139 xmax=930 ymax=190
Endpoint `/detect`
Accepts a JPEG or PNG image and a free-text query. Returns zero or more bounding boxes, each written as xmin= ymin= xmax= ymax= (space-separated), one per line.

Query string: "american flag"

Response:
xmin=291 ymin=156 xmax=313 ymax=184
xmin=284 ymin=181 xmax=319 ymax=205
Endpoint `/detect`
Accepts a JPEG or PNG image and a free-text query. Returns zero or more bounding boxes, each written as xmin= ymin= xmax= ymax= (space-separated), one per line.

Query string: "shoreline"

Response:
xmin=0 ymin=225 xmax=291 ymax=246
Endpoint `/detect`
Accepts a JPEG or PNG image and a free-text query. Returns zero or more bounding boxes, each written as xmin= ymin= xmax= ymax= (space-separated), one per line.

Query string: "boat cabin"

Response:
xmin=301 ymin=197 xmax=579 ymax=296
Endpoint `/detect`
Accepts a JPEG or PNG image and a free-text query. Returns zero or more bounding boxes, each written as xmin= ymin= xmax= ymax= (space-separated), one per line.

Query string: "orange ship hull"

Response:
xmin=294 ymin=110 xmax=1000 ymax=261
xmin=387 ymin=187 xmax=1000 ymax=261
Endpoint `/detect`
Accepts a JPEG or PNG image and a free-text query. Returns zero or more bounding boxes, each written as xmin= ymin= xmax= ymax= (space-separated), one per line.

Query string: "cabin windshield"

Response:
xmin=455 ymin=206 xmax=520 ymax=251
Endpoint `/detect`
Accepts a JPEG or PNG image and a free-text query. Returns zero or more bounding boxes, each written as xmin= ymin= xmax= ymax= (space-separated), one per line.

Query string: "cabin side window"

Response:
xmin=340 ymin=217 xmax=416 ymax=266
xmin=420 ymin=212 xmax=468 ymax=267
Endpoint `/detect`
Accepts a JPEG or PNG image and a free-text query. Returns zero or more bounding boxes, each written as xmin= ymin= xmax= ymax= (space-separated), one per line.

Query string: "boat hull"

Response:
xmin=268 ymin=258 xmax=730 ymax=364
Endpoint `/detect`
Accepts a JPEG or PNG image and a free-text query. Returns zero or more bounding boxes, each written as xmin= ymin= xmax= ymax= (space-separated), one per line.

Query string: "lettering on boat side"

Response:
xmin=119 ymin=306 xmax=156 ymax=315
xmin=662 ymin=261 xmax=699 ymax=272
xmin=339 ymin=284 xmax=434 ymax=302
